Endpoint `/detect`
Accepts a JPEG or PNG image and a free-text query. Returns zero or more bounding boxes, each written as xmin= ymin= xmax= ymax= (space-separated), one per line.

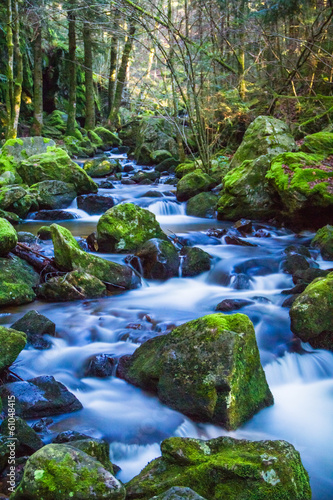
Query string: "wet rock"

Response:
xmin=133 ymin=238 xmax=180 ymax=280
xmin=206 ymin=228 xmax=227 ymax=239
xmin=126 ymin=436 xmax=311 ymax=500
xmin=30 ymin=209 xmax=78 ymax=221
xmin=283 ymin=244 xmax=311 ymax=258
xmin=84 ymin=157 xmax=120 ymax=177
xmin=123 ymin=164 xmax=135 ymax=173
xmin=281 ymin=254 xmax=310 ymax=274
xmin=11 ymin=443 xmax=125 ymax=500
xmin=180 ymin=247 xmax=211 ymax=277
xmin=17 ymin=147 xmax=98 ymax=195
xmin=77 ymin=194 xmax=115 ymax=215
xmin=234 ymin=218 xmax=252 ymax=234
xmin=0 ymin=326 xmax=26 ymax=375
xmin=232 ymin=273 xmax=252 ymax=290
xmin=186 ymin=193 xmax=218 ymax=218
xmin=290 ymin=272 xmax=333 ymax=350
xmin=83 ymin=354 xmax=116 ymax=378
xmin=36 ymin=226 xmax=52 ymax=240
xmin=155 ymin=158 xmax=179 ymax=173
xmin=17 ymin=231 xmax=38 ymax=244
xmin=11 ymin=310 xmax=56 ymax=350
xmin=0 ymin=208 xmax=21 ymax=224
xmin=97 ymin=203 xmax=167 ymax=253
xmin=31 ymin=417 xmax=53 ymax=433
xmin=176 ymin=170 xmax=216 ymax=202
xmin=254 ymin=228 xmax=271 ymax=238
xmin=118 ymin=313 xmax=273 ymax=430
xmin=53 ymin=431 xmax=90 ymax=444
xmin=0 ymin=255 xmax=39 ymax=307
xmin=121 ymin=178 xmax=136 ymax=185
xmin=0 ymin=417 xmax=44 ymax=459
xmin=234 ymin=258 xmax=279 ymax=276
xmin=282 ymin=295 xmax=299 ymax=308
xmin=142 ymin=190 xmax=164 ymax=198
xmin=132 ymin=170 xmax=160 ymax=183
xmin=29 ymin=180 xmax=77 ymax=210
xmin=50 ymin=224 xmax=137 ymax=292
xmin=215 ymin=298 xmax=254 ymax=312
xmin=311 ymin=224 xmax=333 ymax=260
xmin=0 ymin=375 xmax=83 ymax=418
xmin=0 ymin=217 xmax=17 ymax=256
xmin=149 ymin=487 xmax=207 ymax=500
xmin=99 ymin=180 xmax=115 ymax=189
xmin=282 ymin=283 xmax=307 ymax=295
xmin=37 ymin=271 xmax=107 ymax=302
xmin=292 ymin=267 xmax=331 ymax=285
xmin=225 ymin=235 xmax=257 ymax=246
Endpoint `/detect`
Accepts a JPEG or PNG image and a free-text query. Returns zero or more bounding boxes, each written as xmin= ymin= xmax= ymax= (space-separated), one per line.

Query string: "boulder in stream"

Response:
xmin=37 ymin=271 xmax=107 ymax=302
xmin=180 ymin=247 xmax=211 ymax=277
xmin=176 ymin=170 xmax=216 ymax=202
xmin=186 ymin=192 xmax=218 ymax=218
xmin=77 ymin=193 xmax=115 ymax=215
xmin=0 ymin=217 xmax=17 ymax=256
xmin=83 ymin=157 xmax=120 ymax=177
xmin=11 ymin=310 xmax=56 ymax=350
xmin=28 ymin=180 xmax=77 ymax=209
xmin=11 ymin=443 xmax=126 ymax=500
xmin=133 ymin=238 xmax=180 ymax=279
xmin=97 ymin=203 xmax=167 ymax=253
xmin=311 ymin=224 xmax=333 ymax=260
xmin=126 ymin=436 xmax=311 ymax=500
xmin=0 ymin=255 xmax=39 ymax=307
xmin=0 ymin=185 xmax=37 ymax=218
xmin=118 ymin=313 xmax=273 ymax=430
xmin=0 ymin=326 xmax=26 ymax=374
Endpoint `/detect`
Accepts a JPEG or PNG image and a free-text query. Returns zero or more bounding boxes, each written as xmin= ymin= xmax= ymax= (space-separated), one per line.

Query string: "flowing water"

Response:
xmin=1 ymin=153 xmax=333 ymax=499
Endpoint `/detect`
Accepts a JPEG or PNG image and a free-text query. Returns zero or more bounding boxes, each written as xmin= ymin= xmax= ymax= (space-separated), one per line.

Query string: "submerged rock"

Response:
xmin=50 ymin=224 xmax=137 ymax=292
xmin=97 ymin=203 xmax=166 ymax=253
xmin=83 ymin=354 xmax=116 ymax=378
xmin=77 ymin=193 xmax=115 ymax=215
xmin=29 ymin=180 xmax=77 ymax=210
xmin=11 ymin=310 xmax=56 ymax=350
xmin=290 ymin=272 xmax=333 ymax=350
xmin=0 ymin=375 xmax=83 ymax=418
xmin=37 ymin=271 xmax=107 ymax=302
xmin=0 ymin=217 xmax=17 ymax=256
xmin=134 ymin=238 xmax=180 ymax=279
xmin=311 ymin=224 xmax=333 ymax=260
xmin=216 ymin=298 xmax=254 ymax=312
xmin=0 ymin=255 xmax=39 ymax=307
xmin=126 ymin=436 xmax=311 ymax=500
xmin=118 ymin=313 xmax=273 ymax=430
xmin=176 ymin=170 xmax=216 ymax=202
xmin=11 ymin=443 xmax=126 ymax=500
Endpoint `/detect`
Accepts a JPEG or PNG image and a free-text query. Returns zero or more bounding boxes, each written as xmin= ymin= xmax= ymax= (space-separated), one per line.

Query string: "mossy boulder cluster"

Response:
xmin=126 ymin=436 xmax=311 ymax=500
xmin=97 ymin=203 xmax=167 ymax=252
xmin=134 ymin=117 xmax=179 ymax=165
xmin=118 ymin=313 xmax=273 ymax=430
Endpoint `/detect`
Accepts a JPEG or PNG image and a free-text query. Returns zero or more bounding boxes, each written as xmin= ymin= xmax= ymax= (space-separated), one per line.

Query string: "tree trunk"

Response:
xmin=31 ymin=23 xmax=43 ymax=136
xmin=83 ymin=22 xmax=95 ymax=130
xmin=108 ymin=8 xmax=119 ymax=115
xmin=109 ymin=21 xmax=136 ymax=126
xmin=66 ymin=1 xmax=77 ymax=136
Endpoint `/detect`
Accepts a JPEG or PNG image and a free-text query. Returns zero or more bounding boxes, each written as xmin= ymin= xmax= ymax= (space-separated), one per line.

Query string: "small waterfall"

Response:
xmin=149 ymin=200 xmax=185 ymax=216
xmin=179 ymin=255 xmax=185 ymax=277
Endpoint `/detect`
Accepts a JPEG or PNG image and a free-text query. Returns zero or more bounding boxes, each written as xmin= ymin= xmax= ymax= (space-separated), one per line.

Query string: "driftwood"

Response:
xmin=12 ymin=243 xmax=59 ymax=281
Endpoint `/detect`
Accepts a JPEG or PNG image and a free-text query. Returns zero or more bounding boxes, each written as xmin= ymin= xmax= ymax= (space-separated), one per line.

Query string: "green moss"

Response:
xmin=84 ymin=158 xmax=119 ymax=177
xmin=0 ymin=254 xmax=39 ymax=306
xmin=126 ymin=436 xmax=311 ymax=500
xmin=87 ymin=130 xmax=103 ymax=148
xmin=186 ymin=193 xmax=218 ymax=218
xmin=37 ymin=271 xmax=107 ymax=302
xmin=301 ymin=132 xmax=333 ymax=155
xmin=311 ymin=224 xmax=333 ymax=260
xmin=176 ymin=171 xmax=216 ymax=202
xmin=0 ymin=218 xmax=18 ymax=256
xmin=0 ymin=326 xmax=26 ymax=373
xmin=175 ymin=162 xmax=197 ymax=179
xmin=94 ymin=127 xmax=122 ymax=147
xmin=97 ymin=203 xmax=167 ymax=253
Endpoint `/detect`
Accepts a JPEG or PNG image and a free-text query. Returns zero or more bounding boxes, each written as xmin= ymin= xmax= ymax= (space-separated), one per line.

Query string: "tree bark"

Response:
xmin=66 ymin=1 xmax=77 ymax=136
xmin=83 ymin=22 xmax=95 ymax=130
xmin=31 ymin=23 xmax=43 ymax=135
xmin=108 ymin=8 xmax=119 ymax=115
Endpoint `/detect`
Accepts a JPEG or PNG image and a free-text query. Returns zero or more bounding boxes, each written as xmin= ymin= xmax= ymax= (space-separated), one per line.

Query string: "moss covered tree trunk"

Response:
xmin=6 ymin=0 xmax=23 ymax=139
xmin=108 ymin=8 xmax=119 ymax=115
xmin=109 ymin=21 xmax=135 ymax=126
xmin=31 ymin=23 xmax=43 ymax=136
xmin=66 ymin=1 xmax=77 ymax=136
xmin=83 ymin=22 xmax=95 ymax=130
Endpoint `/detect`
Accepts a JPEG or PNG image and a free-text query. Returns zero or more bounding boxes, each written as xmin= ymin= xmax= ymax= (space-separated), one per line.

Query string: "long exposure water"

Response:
xmin=1 ymin=152 xmax=333 ymax=499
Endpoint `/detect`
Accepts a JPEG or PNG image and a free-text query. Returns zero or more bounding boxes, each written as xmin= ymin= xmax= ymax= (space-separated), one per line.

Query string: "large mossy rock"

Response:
xmin=29 ymin=180 xmax=77 ymax=210
xmin=0 ymin=255 xmax=39 ymax=307
xmin=0 ymin=326 xmax=26 ymax=373
xmin=94 ymin=127 xmax=122 ymax=150
xmin=83 ymin=158 xmax=119 ymax=178
xmin=97 ymin=203 xmax=167 ymax=253
xmin=0 ymin=185 xmax=37 ymax=217
xmin=119 ymin=313 xmax=273 ymax=430
xmin=0 ymin=218 xmax=17 ymax=256
xmin=301 ymin=131 xmax=333 ymax=155
xmin=229 ymin=116 xmax=296 ymax=169
xmin=17 ymin=147 xmax=98 ymax=195
xmin=126 ymin=436 xmax=311 ymax=500
xmin=290 ymin=272 xmax=333 ymax=350
xmin=134 ymin=238 xmax=180 ymax=280
xmin=217 ymin=155 xmax=277 ymax=221
xmin=311 ymin=224 xmax=333 ymax=260
xmin=11 ymin=443 xmax=126 ymax=500
xmin=186 ymin=192 xmax=218 ymax=218
xmin=0 ymin=137 xmax=56 ymax=164
xmin=37 ymin=271 xmax=107 ymax=302
xmin=266 ymin=151 xmax=333 ymax=224
xmin=11 ymin=310 xmax=56 ymax=350
xmin=180 ymin=247 xmax=211 ymax=277
xmin=50 ymin=224 xmax=137 ymax=291
xmin=176 ymin=171 xmax=216 ymax=202
xmin=135 ymin=117 xmax=178 ymax=165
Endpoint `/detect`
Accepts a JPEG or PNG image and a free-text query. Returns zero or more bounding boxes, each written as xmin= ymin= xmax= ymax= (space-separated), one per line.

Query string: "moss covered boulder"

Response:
xmin=0 ymin=218 xmax=17 ymax=256
xmin=118 ymin=313 xmax=273 ymax=430
xmin=135 ymin=117 xmax=178 ymax=165
xmin=311 ymin=224 xmax=333 ymax=260
xmin=186 ymin=192 xmax=218 ymax=218
xmin=266 ymin=152 xmax=333 ymax=224
xmin=29 ymin=180 xmax=77 ymax=210
xmin=17 ymin=147 xmax=98 ymax=195
xmin=84 ymin=157 xmax=120 ymax=178
xmin=0 ymin=255 xmax=39 ymax=307
xmin=37 ymin=271 xmax=107 ymax=302
xmin=290 ymin=272 xmax=333 ymax=350
xmin=180 ymin=247 xmax=211 ymax=277
xmin=97 ymin=203 xmax=167 ymax=253
xmin=176 ymin=171 xmax=216 ymax=202
xmin=0 ymin=136 xmax=55 ymax=164
xmin=301 ymin=131 xmax=333 ymax=155
xmin=134 ymin=238 xmax=180 ymax=279
xmin=94 ymin=127 xmax=122 ymax=150
xmin=126 ymin=436 xmax=311 ymax=500
xmin=11 ymin=443 xmax=126 ymax=500
xmin=0 ymin=185 xmax=37 ymax=218
xmin=50 ymin=224 xmax=137 ymax=292
xmin=175 ymin=162 xmax=197 ymax=179
xmin=0 ymin=326 xmax=26 ymax=373
xmin=230 ymin=116 xmax=296 ymax=169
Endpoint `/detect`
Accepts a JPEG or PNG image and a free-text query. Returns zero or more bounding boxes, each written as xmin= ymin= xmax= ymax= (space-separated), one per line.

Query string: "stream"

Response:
xmin=1 ymin=152 xmax=333 ymax=499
